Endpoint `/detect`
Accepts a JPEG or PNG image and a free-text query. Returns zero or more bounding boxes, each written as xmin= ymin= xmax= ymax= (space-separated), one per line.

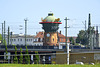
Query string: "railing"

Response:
xmin=0 ymin=45 xmax=59 ymax=50
xmin=1 ymin=45 xmax=100 ymax=50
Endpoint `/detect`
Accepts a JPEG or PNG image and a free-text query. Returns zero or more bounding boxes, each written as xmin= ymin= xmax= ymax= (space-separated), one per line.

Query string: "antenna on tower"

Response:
xmin=48 ymin=11 xmax=53 ymax=16
xmin=50 ymin=11 xmax=52 ymax=12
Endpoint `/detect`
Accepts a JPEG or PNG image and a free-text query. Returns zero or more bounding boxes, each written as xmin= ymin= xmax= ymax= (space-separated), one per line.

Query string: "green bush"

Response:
xmin=25 ymin=46 xmax=30 ymax=64
xmin=19 ymin=48 xmax=23 ymax=64
xmin=35 ymin=51 xmax=39 ymax=64
xmin=14 ymin=45 xmax=18 ymax=64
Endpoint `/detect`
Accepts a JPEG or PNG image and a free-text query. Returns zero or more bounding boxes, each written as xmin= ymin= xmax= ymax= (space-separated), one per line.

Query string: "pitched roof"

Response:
xmin=35 ymin=32 xmax=66 ymax=38
xmin=58 ymin=33 xmax=65 ymax=38
xmin=35 ymin=32 xmax=44 ymax=38
xmin=34 ymin=32 xmax=70 ymax=43
xmin=8 ymin=35 xmax=35 ymax=38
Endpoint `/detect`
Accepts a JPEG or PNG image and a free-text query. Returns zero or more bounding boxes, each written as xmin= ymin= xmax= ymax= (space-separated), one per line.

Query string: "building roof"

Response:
xmin=35 ymin=32 xmax=66 ymax=38
xmin=8 ymin=34 xmax=35 ymax=38
xmin=58 ymin=33 xmax=65 ymax=38
xmin=34 ymin=32 xmax=70 ymax=43
xmin=35 ymin=32 xmax=44 ymax=38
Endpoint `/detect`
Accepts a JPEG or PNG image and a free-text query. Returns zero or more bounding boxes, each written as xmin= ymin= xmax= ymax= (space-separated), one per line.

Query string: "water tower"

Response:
xmin=39 ymin=13 xmax=62 ymax=46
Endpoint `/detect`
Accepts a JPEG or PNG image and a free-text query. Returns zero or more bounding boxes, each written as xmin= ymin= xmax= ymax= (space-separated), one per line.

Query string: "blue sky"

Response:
xmin=0 ymin=0 xmax=100 ymax=36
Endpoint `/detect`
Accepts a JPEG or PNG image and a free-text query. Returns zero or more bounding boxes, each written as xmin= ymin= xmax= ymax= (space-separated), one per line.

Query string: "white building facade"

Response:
xmin=6 ymin=34 xmax=35 ymax=45
xmin=33 ymin=38 xmax=43 ymax=46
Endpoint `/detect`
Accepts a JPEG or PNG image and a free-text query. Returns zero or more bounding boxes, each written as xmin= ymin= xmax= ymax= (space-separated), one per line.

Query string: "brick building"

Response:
xmin=33 ymin=31 xmax=70 ymax=46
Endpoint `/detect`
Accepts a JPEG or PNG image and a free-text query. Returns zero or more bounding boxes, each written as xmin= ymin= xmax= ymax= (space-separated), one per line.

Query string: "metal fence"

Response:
xmin=0 ymin=52 xmax=99 ymax=64
xmin=0 ymin=45 xmax=59 ymax=50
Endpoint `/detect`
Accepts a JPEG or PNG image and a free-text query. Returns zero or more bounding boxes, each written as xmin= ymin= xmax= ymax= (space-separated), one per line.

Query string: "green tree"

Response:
xmin=19 ymin=48 xmax=23 ymax=64
xmin=0 ymin=34 xmax=7 ymax=45
xmin=76 ymin=27 xmax=95 ymax=46
xmin=76 ymin=30 xmax=88 ymax=45
xmin=69 ymin=37 xmax=75 ymax=45
xmin=14 ymin=45 xmax=18 ymax=64
xmin=0 ymin=34 xmax=8 ymax=61
xmin=25 ymin=46 xmax=30 ymax=64
xmin=35 ymin=51 xmax=39 ymax=64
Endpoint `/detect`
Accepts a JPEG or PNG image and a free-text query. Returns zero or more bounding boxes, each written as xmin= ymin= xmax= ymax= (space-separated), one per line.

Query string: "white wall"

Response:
xmin=33 ymin=38 xmax=43 ymax=46
xmin=6 ymin=35 xmax=34 ymax=45
xmin=33 ymin=42 xmax=43 ymax=46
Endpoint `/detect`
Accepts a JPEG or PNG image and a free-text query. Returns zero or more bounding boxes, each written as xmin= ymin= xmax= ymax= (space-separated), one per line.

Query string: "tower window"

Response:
xmin=53 ymin=38 xmax=54 ymax=42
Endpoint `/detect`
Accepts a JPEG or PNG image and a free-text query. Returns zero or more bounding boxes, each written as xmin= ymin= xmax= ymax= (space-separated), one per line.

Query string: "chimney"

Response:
xmin=60 ymin=31 xmax=61 ymax=34
xmin=36 ymin=32 xmax=37 ymax=34
xmin=96 ymin=26 xmax=98 ymax=34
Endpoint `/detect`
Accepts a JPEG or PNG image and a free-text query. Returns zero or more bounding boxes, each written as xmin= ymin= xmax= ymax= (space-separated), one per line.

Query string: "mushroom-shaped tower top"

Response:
xmin=44 ymin=13 xmax=57 ymax=22
xmin=40 ymin=13 xmax=62 ymax=24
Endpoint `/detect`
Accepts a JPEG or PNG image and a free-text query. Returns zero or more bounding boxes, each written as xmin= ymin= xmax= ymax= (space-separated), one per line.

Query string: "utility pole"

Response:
xmin=64 ymin=17 xmax=69 ymax=65
xmin=11 ymin=32 xmax=12 ymax=45
xmin=2 ymin=23 xmax=4 ymax=45
xmin=96 ymin=26 xmax=99 ymax=48
xmin=88 ymin=13 xmax=93 ymax=50
xmin=24 ymin=18 xmax=28 ymax=46
xmin=7 ymin=26 xmax=10 ymax=45
xmin=88 ymin=14 xmax=90 ymax=48
xmin=4 ymin=21 xmax=6 ymax=46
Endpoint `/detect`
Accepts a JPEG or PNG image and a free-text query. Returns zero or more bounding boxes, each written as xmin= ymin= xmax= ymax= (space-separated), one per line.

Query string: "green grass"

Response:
xmin=0 ymin=64 xmax=100 ymax=67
